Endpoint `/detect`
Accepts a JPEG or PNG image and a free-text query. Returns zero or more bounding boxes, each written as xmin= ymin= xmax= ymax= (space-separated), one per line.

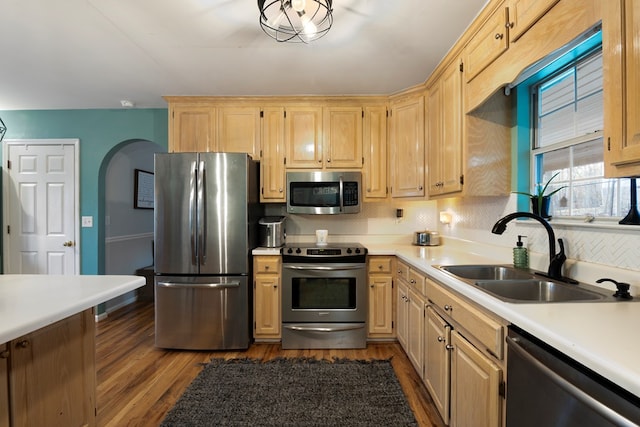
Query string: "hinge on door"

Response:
xmin=460 ymin=175 xmax=464 ymax=185
xmin=459 ymin=62 xmax=464 ymax=72
xmin=499 ymin=381 xmax=506 ymax=398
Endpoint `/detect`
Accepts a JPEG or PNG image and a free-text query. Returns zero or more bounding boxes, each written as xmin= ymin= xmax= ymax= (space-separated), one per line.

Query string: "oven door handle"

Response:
xmin=283 ymin=265 xmax=364 ymax=271
xmin=284 ymin=324 xmax=365 ymax=333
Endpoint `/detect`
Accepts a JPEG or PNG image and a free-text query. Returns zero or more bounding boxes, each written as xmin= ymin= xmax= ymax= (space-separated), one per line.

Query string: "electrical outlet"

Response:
xmin=82 ymin=216 xmax=93 ymax=228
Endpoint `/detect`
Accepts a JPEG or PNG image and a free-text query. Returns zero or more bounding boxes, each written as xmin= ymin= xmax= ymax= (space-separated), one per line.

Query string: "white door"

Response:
xmin=3 ymin=140 xmax=79 ymax=274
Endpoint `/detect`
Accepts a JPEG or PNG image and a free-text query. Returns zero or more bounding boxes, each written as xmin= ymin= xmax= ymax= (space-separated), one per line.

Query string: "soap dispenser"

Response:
xmin=513 ymin=235 xmax=529 ymax=269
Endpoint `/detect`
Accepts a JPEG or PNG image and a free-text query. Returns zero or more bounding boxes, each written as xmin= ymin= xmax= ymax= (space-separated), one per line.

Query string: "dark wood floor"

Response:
xmin=95 ymin=301 xmax=445 ymax=427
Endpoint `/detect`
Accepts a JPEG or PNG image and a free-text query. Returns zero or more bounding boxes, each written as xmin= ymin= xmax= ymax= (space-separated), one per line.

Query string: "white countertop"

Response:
xmin=254 ymin=242 xmax=640 ymax=398
xmin=0 ymin=274 xmax=145 ymax=343
xmin=370 ymin=243 xmax=640 ymax=400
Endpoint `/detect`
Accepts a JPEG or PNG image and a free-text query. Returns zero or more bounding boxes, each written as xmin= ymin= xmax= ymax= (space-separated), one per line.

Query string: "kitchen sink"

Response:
xmin=435 ymin=264 xmax=625 ymax=303
xmin=474 ymin=279 xmax=605 ymax=303
xmin=439 ymin=265 xmax=535 ymax=281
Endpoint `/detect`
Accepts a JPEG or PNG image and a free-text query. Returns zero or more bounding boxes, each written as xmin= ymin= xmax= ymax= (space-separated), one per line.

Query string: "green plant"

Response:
xmin=514 ymin=172 xmax=567 ymax=206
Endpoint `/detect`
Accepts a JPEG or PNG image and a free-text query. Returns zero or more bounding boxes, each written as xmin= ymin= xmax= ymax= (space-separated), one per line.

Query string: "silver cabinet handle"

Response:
xmin=284 ymin=324 xmax=364 ymax=333
xmin=157 ymin=281 xmax=240 ymax=289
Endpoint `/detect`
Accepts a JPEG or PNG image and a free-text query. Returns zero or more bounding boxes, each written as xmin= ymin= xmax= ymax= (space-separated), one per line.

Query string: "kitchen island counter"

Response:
xmin=0 ymin=274 xmax=145 ymax=343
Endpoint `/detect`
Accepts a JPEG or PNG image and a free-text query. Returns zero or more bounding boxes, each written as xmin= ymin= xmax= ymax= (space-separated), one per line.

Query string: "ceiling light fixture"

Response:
xmin=258 ymin=0 xmax=333 ymax=43
xmin=0 ymin=116 xmax=6 ymax=142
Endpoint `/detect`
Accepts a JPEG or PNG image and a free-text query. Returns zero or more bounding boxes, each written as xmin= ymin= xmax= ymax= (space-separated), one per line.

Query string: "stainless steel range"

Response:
xmin=281 ymin=242 xmax=368 ymax=349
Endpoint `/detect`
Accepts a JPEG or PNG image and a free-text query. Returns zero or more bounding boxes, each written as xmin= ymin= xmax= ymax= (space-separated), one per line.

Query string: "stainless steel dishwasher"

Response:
xmin=506 ymin=327 xmax=640 ymax=426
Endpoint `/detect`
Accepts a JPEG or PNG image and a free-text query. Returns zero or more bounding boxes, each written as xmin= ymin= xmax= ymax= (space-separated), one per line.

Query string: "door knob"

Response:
xmin=63 ymin=241 xmax=75 ymax=247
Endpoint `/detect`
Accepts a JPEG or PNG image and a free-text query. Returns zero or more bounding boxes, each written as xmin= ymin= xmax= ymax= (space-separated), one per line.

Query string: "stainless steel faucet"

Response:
xmin=492 ymin=212 xmax=574 ymax=283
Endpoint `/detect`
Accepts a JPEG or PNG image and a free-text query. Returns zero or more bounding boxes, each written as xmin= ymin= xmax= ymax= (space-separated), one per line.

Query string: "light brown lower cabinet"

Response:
xmin=450 ymin=330 xmax=502 ymax=427
xmin=1 ymin=343 xmax=8 ymax=427
xmin=367 ymin=256 xmax=395 ymax=338
xmin=424 ymin=306 xmax=451 ymax=424
xmin=2 ymin=309 xmax=96 ymax=427
xmin=253 ymin=255 xmax=282 ymax=341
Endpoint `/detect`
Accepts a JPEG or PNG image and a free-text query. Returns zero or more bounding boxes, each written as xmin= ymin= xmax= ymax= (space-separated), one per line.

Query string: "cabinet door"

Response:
xmin=604 ymin=0 xmax=640 ymax=176
xmin=260 ymin=107 xmax=286 ymax=202
xmin=285 ymin=107 xmax=323 ymax=168
xmin=254 ymin=275 xmax=281 ymax=338
xmin=440 ymin=59 xmax=464 ymax=195
xmin=396 ymin=281 xmax=409 ymax=350
xmin=368 ymin=274 xmax=394 ymax=336
xmin=169 ymin=105 xmax=217 ymax=152
xmin=427 ymin=82 xmax=443 ymax=196
xmin=218 ymin=107 xmax=261 ymax=159
xmin=450 ymin=331 xmax=502 ymax=427
xmin=407 ymin=288 xmax=425 ymax=378
xmin=323 ymin=107 xmax=363 ymax=169
xmin=9 ymin=310 xmax=96 ymax=427
xmin=507 ymin=0 xmax=560 ymax=42
xmin=363 ymin=106 xmax=388 ymax=200
xmin=464 ymin=5 xmax=509 ymax=82
xmin=0 ymin=343 xmax=8 ymax=427
xmin=424 ymin=306 xmax=451 ymax=424
xmin=390 ymin=96 xmax=425 ymax=198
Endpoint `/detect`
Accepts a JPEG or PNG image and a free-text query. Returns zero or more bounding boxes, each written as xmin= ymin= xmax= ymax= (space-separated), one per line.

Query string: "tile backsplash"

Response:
xmin=265 ymin=195 xmax=640 ymax=273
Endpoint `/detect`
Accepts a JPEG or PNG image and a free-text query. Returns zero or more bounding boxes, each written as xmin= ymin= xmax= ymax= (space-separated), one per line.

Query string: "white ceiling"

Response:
xmin=1 ymin=0 xmax=488 ymax=110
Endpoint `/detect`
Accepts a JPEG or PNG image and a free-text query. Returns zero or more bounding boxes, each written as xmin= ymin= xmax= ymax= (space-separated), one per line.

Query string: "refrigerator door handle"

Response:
xmin=157 ymin=280 xmax=241 ymax=289
xmin=197 ymin=159 xmax=207 ymax=266
xmin=190 ymin=161 xmax=198 ymax=266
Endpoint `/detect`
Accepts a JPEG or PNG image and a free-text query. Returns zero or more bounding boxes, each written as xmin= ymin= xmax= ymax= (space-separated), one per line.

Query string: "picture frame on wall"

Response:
xmin=134 ymin=169 xmax=154 ymax=209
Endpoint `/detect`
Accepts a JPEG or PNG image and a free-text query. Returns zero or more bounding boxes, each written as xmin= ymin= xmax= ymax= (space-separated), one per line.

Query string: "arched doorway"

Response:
xmin=98 ymin=139 xmax=165 ymax=315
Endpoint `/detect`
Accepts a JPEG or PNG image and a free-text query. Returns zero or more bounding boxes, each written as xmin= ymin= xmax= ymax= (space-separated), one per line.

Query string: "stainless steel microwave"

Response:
xmin=286 ymin=171 xmax=361 ymax=215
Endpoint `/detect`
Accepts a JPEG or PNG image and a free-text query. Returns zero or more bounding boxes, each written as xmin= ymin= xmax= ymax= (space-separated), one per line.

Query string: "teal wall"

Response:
xmin=0 ymin=109 xmax=168 ymax=275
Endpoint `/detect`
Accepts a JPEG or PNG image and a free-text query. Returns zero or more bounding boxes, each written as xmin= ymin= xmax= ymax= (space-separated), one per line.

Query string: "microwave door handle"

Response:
xmin=190 ymin=162 xmax=198 ymax=266
xmin=339 ymin=175 xmax=344 ymax=212
xmin=197 ymin=160 xmax=207 ymax=266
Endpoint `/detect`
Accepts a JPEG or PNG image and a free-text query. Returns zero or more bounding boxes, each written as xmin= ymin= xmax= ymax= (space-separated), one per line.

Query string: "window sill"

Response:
xmin=516 ymin=216 xmax=640 ymax=232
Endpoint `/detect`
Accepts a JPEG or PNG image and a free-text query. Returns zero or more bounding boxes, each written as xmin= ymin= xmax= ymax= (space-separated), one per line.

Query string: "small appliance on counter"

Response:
xmin=413 ymin=230 xmax=441 ymax=246
xmin=259 ymin=216 xmax=286 ymax=248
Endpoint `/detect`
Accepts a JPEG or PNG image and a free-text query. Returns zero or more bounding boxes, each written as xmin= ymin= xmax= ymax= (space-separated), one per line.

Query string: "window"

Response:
xmin=531 ymin=48 xmax=636 ymax=218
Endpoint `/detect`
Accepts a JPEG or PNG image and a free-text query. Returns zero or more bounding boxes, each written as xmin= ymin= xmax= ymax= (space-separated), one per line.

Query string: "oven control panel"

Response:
xmin=281 ymin=243 xmax=367 ymax=262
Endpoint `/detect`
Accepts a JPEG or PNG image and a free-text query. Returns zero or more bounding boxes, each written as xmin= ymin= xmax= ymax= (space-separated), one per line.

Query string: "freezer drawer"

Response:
xmin=155 ymin=275 xmax=250 ymax=350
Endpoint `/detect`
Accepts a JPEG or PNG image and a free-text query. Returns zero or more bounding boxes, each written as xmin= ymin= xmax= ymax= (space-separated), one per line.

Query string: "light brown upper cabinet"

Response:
xmin=284 ymin=106 xmax=323 ymax=168
xmin=363 ymin=105 xmax=388 ymax=200
xmin=464 ymin=4 xmax=509 ymax=83
xmin=285 ymin=106 xmax=363 ymax=169
xmin=390 ymin=93 xmax=425 ymax=198
xmin=260 ymin=107 xmax=286 ymax=202
xmin=604 ymin=0 xmax=640 ymax=177
xmin=218 ymin=107 xmax=261 ymax=159
xmin=507 ymin=0 xmax=560 ymax=42
xmin=169 ymin=104 xmax=217 ymax=152
xmin=427 ymin=58 xmax=464 ymax=197
xmin=323 ymin=106 xmax=364 ymax=169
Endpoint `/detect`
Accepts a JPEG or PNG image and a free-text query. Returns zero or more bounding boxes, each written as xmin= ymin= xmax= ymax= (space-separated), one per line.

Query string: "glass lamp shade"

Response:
xmin=258 ymin=0 xmax=333 ymax=43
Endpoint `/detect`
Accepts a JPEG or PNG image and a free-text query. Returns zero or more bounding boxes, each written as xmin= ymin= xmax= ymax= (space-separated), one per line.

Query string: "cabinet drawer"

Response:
xmin=426 ymin=278 xmax=504 ymax=359
xmin=396 ymin=260 xmax=410 ymax=281
xmin=408 ymin=269 xmax=426 ymax=296
xmin=368 ymin=256 xmax=393 ymax=274
xmin=254 ymin=256 xmax=281 ymax=274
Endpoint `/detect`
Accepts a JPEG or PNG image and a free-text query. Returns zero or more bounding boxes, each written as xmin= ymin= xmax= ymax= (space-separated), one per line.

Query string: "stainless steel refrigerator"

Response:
xmin=153 ymin=152 xmax=261 ymax=350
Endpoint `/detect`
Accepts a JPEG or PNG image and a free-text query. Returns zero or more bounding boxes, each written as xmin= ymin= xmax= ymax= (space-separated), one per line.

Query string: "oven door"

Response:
xmin=281 ymin=262 xmax=367 ymax=323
